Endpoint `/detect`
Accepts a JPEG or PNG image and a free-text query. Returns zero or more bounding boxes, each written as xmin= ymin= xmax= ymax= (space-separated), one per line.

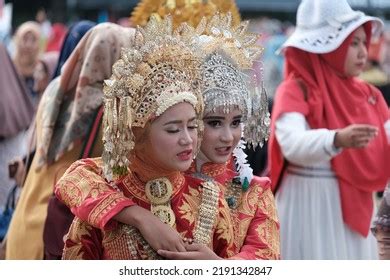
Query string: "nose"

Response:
xmin=220 ymin=127 xmax=234 ymax=143
xmin=179 ymin=128 xmax=194 ymax=146
xmin=358 ymin=43 xmax=368 ymax=59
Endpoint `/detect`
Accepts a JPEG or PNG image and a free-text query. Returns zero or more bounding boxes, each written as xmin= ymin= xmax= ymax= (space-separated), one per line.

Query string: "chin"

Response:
xmin=174 ymin=162 xmax=192 ymax=172
xmin=211 ymin=155 xmax=230 ymax=164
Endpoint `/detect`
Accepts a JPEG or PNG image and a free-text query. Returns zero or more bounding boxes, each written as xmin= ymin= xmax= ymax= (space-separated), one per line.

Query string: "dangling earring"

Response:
xmin=193 ymin=119 xmax=204 ymax=159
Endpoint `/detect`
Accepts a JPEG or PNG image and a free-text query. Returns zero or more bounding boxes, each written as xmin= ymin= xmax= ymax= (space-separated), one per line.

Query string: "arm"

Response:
xmin=54 ymin=158 xmax=135 ymax=229
xmin=275 ymin=112 xmax=341 ymax=165
xmin=55 ymin=158 xmax=186 ymax=252
xmin=231 ymin=185 xmax=280 ymax=260
xmin=158 ymin=182 xmax=234 ymax=260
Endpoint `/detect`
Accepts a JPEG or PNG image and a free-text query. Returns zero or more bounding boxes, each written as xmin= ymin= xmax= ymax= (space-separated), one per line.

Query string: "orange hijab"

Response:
xmin=269 ymin=23 xmax=390 ymax=237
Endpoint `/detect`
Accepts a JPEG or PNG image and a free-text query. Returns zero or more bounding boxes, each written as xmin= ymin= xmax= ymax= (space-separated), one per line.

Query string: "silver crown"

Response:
xmin=202 ymin=52 xmax=251 ymax=118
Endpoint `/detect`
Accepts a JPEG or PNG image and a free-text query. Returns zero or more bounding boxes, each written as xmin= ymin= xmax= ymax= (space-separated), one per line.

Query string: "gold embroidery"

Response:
xmin=179 ymin=187 xmax=201 ymax=225
xmin=255 ymin=219 xmax=280 ymax=259
xmin=62 ymin=218 xmax=94 ymax=259
xmin=254 ymin=188 xmax=280 ymax=259
xmin=88 ymin=192 xmax=128 ymax=227
xmin=202 ymin=162 xmax=228 ymax=178
xmin=57 ymin=182 xmax=82 ymax=208
xmin=215 ymin=197 xmax=234 ymax=245
xmin=56 ymin=159 xmax=108 ymax=208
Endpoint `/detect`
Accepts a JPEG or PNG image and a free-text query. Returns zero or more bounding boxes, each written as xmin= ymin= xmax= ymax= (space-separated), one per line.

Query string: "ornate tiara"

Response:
xmin=130 ymin=0 xmax=241 ymax=28
xmin=178 ymin=13 xmax=270 ymax=148
xmin=102 ymin=15 xmax=204 ymax=181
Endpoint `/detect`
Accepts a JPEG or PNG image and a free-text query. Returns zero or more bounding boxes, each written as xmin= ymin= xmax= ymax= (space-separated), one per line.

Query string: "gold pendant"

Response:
xmin=145 ymin=178 xmax=175 ymax=226
xmin=151 ymin=205 xmax=176 ymax=227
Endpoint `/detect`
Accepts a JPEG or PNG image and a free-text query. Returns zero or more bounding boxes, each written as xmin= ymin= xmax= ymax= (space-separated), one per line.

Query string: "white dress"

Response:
xmin=275 ymin=112 xmax=379 ymax=260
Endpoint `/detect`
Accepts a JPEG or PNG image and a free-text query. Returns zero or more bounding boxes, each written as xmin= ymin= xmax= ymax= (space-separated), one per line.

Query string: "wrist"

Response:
xmin=333 ymin=131 xmax=341 ymax=148
xmin=113 ymin=205 xmax=142 ymax=227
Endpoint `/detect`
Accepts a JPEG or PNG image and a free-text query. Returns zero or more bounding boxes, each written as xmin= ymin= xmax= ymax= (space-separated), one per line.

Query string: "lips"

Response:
xmin=215 ymin=146 xmax=232 ymax=156
xmin=356 ymin=62 xmax=365 ymax=68
xmin=177 ymin=149 xmax=192 ymax=161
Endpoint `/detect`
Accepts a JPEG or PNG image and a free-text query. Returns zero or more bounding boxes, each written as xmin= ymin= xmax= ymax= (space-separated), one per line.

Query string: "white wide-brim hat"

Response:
xmin=279 ymin=0 xmax=383 ymax=54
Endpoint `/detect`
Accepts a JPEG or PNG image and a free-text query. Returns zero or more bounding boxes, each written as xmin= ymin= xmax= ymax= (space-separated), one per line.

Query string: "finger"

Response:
xmin=157 ymin=250 xmax=196 ymax=260
xmin=176 ymin=241 xmax=187 ymax=252
xmin=352 ymin=126 xmax=378 ymax=134
xmin=355 ymin=138 xmax=371 ymax=147
xmin=184 ymin=243 xmax=203 ymax=251
xmin=351 ymin=134 xmax=376 ymax=144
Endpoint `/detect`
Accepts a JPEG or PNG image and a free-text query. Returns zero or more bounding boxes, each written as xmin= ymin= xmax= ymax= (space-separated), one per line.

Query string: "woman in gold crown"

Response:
xmin=57 ymin=16 xmax=233 ymax=259
xmin=159 ymin=14 xmax=279 ymax=260
xmin=56 ymin=14 xmax=279 ymax=260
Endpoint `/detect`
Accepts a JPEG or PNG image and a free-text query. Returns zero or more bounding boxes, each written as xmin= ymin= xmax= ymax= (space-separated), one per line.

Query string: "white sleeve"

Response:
xmin=384 ymin=119 xmax=390 ymax=144
xmin=275 ymin=112 xmax=342 ymax=165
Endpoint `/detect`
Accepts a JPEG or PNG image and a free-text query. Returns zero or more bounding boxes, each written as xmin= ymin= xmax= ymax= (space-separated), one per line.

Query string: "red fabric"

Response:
xmin=58 ymin=158 xmax=233 ymax=259
xmin=45 ymin=23 xmax=67 ymax=52
xmin=269 ymin=24 xmax=390 ymax=236
xmin=188 ymin=158 xmax=279 ymax=259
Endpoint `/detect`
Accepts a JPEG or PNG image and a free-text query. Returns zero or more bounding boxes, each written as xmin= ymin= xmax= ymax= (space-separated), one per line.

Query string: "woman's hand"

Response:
xmin=114 ymin=206 xmax=186 ymax=252
xmin=157 ymin=243 xmax=222 ymax=260
xmin=334 ymin=124 xmax=378 ymax=149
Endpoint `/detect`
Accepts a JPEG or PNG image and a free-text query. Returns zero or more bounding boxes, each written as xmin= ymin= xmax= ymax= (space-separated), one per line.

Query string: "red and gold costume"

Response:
xmin=54 ymin=15 xmax=235 ymax=260
xmin=57 ymin=158 xmax=233 ymax=259
xmin=188 ymin=160 xmax=280 ymax=259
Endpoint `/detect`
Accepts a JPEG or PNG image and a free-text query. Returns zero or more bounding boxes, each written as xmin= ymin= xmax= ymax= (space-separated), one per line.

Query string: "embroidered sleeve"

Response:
xmin=212 ymin=189 xmax=235 ymax=258
xmin=240 ymin=186 xmax=280 ymax=259
xmin=62 ymin=218 xmax=103 ymax=259
xmin=55 ymin=158 xmax=135 ymax=229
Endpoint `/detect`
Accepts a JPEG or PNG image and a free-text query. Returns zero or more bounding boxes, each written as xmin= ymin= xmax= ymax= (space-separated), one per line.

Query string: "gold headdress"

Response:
xmin=177 ymin=13 xmax=270 ymax=148
xmin=130 ymin=0 xmax=241 ymax=28
xmin=102 ymin=15 xmax=203 ymax=181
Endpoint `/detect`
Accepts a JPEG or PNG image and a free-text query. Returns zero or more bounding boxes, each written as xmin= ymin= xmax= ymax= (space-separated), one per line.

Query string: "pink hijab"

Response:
xmin=13 ymin=21 xmax=41 ymax=78
xmin=0 ymin=44 xmax=35 ymax=138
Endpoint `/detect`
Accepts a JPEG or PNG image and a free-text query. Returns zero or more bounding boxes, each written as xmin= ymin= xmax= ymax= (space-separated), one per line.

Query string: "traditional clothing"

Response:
xmin=56 ymin=15 xmax=234 ymax=260
xmin=56 ymin=13 xmax=279 ymax=260
xmin=188 ymin=160 xmax=279 ymax=259
xmin=5 ymin=23 xmax=133 ymax=259
xmin=186 ymin=14 xmax=279 ymax=259
xmin=268 ymin=0 xmax=390 ymax=259
xmin=58 ymin=158 xmax=233 ymax=259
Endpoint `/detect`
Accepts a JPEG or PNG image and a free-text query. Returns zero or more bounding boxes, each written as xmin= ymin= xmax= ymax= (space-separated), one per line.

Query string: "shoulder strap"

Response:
xmin=79 ymin=105 xmax=104 ymax=159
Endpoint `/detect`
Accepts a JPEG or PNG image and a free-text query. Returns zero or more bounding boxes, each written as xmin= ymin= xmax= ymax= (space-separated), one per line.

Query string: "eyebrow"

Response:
xmin=353 ymin=35 xmax=366 ymax=41
xmin=163 ymin=116 xmax=196 ymax=126
xmin=203 ymin=114 xmax=242 ymax=120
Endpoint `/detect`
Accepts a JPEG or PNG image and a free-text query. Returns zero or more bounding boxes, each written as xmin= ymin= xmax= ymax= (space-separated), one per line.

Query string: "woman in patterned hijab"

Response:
xmin=5 ymin=23 xmax=135 ymax=259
